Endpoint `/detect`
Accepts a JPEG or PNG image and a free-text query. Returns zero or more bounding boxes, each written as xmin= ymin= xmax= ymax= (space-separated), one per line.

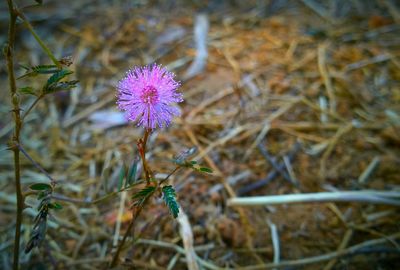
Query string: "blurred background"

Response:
xmin=1 ymin=0 xmax=400 ymax=269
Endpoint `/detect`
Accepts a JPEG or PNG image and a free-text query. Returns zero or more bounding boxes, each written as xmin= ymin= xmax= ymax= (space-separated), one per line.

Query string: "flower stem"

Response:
xmin=140 ymin=129 xmax=152 ymax=184
xmin=6 ymin=1 xmax=23 ymax=269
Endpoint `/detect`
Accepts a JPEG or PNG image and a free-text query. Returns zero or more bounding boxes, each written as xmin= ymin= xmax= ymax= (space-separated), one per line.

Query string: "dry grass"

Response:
xmin=1 ymin=0 xmax=400 ymax=269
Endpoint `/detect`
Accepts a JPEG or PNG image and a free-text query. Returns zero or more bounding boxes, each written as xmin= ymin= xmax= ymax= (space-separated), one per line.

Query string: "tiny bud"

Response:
xmin=12 ymin=93 xmax=19 ymax=106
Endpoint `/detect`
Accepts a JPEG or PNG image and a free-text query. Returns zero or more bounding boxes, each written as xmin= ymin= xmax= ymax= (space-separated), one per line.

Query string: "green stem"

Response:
xmin=15 ymin=9 xmax=61 ymax=68
xmin=6 ymin=1 xmax=23 ymax=269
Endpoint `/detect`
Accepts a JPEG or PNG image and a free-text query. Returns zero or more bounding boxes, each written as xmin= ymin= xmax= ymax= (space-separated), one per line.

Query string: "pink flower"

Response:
xmin=117 ymin=64 xmax=183 ymax=129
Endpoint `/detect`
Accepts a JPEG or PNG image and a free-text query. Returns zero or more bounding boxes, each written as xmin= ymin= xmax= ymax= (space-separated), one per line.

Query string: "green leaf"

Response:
xmin=25 ymin=213 xmax=47 ymax=253
xmin=48 ymin=202 xmax=63 ymax=210
xmin=190 ymin=160 xmax=197 ymax=165
xmin=199 ymin=167 xmax=213 ymax=173
xmin=44 ymin=80 xmax=79 ymax=94
xmin=46 ymin=69 xmax=73 ymax=85
xmin=29 ymin=183 xmax=52 ymax=191
xmin=126 ymin=160 xmax=138 ymax=187
xmin=18 ymin=64 xmax=59 ymax=79
xmin=118 ymin=165 xmax=126 ymax=191
xmin=132 ymin=186 xmax=156 ymax=206
xmin=37 ymin=191 xmax=49 ymax=200
xmin=43 ymin=69 xmax=77 ymax=94
xmin=162 ymin=185 xmax=179 ymax=218
xmin=32 ymin=65 xmax=58 ymax=74
xmin=19 ymin=86 xmax=37 ymax=96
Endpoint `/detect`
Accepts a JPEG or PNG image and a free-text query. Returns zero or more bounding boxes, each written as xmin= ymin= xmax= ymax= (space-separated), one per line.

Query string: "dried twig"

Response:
xmin=228 ymin=191 xmax=400 ymax=207
xmin=177 ymin=209 xmax=199 ymax=270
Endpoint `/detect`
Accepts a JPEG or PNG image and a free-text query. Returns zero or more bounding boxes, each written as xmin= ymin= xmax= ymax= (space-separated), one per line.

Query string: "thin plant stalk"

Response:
xmin=139 ymin=129 xmax=152 ymax=184
xmin=14 ymin=9 xmax=61 ymax=68
xmin=228 ymin=191 xmax=400 ymax=207
xmin=6 ymin=1 xmax=23 ymax=269
xmin=21 ymin=94 xmax=44 ymax=122
xmin=109 ymin=208 xmax=142 ymax=268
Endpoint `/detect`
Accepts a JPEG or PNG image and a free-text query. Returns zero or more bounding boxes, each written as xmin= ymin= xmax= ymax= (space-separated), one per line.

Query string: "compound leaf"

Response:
xmin=132 ymin=186 xmax=156 ymax=207
xmin=162 ymin=185 xmax=179 ymax=218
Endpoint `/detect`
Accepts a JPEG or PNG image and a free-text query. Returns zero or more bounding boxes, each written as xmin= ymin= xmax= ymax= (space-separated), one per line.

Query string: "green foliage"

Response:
xmin=46 ymin=69 xmax=73 ymax=85
xmin=118 ymin=165 xmax=126 ymax=191
xmin=19 ymin=86 xmax=37 ymax=96
xmin=18 ymin=64 xmax=78 ymax=95
xmin=132 ymin=186 xmax=156 ymax=207
xmin=25 ymin=192 xmax=51 ymax=253
xmin=117 ymin=160 xmax=139 ymax=192
xmin=25 ymin=188 xmax=62 ymax=253
xmin=126 ymin=159 xmax=138 ymax=187
xmin=48 ymin=202 xmax=63 ymax=210
xmin=29 ymin=183 xmax=52 ymax=191
xmin=162 ymin=185 xmax=179 ymax=218
xmin=171 ymin=147 xmax=212 ymax=174
xmin=173 ymin=158 xmax=213 ymax=174
xmin=43 ymin=69 xmax=78 ymax=94
xmin=198 ymin=167 xmax=213 ymax=173
xmin=18 ymin=64 xmax=59 ymax=79
xmin=44 ymin=80 xmax=79 ymax=94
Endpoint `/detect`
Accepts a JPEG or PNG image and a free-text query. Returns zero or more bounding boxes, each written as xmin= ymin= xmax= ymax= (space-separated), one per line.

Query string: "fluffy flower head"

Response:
xmin=117 ymin=64 xmax=183 ymax=129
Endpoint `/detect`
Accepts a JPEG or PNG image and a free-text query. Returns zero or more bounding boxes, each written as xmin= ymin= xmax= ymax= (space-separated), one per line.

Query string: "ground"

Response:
xmin=1 ymin=0 xmax=400 ymax=269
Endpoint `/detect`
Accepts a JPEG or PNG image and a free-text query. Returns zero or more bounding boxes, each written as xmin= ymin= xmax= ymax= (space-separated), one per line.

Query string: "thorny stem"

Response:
xmin=110 ymin=207 xmax=142 ymax=268
xmin=14 ymin=9 xmax=61 ymax=68
xmin=6 ymin=1 xmax=23 ymax=269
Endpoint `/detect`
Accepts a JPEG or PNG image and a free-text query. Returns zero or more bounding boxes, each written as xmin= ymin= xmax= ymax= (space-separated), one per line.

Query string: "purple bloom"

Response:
xmin=117 ymin=64 xmax=183 ymax=129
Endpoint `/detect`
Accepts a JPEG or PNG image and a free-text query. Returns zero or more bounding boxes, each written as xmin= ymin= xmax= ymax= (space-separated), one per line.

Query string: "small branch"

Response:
xmin=228 ymin=191 xmax=400 ymax=207
xmin=51 ymin=180 xmax=144 ymax=205
xmin=14 ymin=9 xmax=61 ymax=68
xmin=159 ymin=166 xmax=180 ymax=185
xmin=21 ymin=95 xmax=43 ymax=122
xmin=17 ymin=143 xmax=56 ymax=186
